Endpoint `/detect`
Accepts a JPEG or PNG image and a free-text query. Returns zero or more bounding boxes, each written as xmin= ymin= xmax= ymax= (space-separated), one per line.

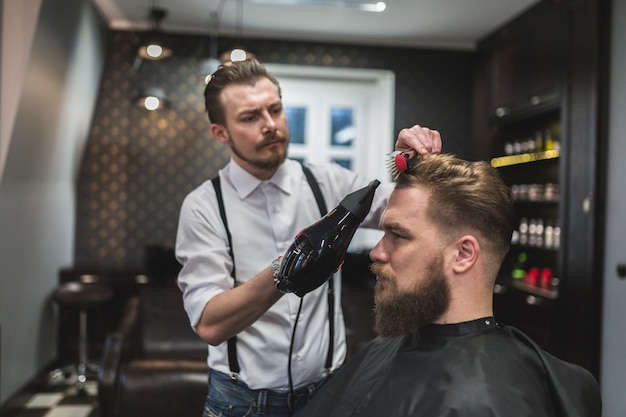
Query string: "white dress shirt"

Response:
xmin=175 ymin=158 xmax=391 ymax=391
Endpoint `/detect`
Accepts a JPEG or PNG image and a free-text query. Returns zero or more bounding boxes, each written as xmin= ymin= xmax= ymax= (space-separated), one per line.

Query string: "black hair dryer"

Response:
xmin=275 ymin=179 xmax=381 ymax=297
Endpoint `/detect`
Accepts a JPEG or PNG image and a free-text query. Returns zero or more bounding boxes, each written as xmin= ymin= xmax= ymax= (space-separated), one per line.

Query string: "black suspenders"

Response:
xmin=301 ymin=166 xmax=335 ymax=377
xmin=211 ymin=165 xmax=333 ymax=380
xmin=211 ymin=174 xmax=241 ymax=377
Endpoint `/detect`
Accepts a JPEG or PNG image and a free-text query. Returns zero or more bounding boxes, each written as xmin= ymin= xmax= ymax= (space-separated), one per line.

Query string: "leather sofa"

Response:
xmin=97 ymin=282 xmax=209 ymax=417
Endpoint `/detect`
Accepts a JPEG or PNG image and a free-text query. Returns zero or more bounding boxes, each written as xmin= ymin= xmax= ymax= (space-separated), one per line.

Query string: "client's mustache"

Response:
xmin=370 ymin=262 xmax=393 ymax=281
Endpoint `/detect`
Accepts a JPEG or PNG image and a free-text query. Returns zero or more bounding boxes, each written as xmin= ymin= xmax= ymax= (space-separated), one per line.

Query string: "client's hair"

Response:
xmin=395 ymin=153 xmax=514 ymax=264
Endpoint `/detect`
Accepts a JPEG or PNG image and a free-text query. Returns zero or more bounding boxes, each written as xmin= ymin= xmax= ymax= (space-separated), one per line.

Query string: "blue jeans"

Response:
xmin=204 ymin=370 xmax=329 ymax=417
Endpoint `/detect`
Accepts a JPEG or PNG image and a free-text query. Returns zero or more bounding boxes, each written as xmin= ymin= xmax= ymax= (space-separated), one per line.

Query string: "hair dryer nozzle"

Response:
xmin=339 ymin=179 xmax=381 ymax=222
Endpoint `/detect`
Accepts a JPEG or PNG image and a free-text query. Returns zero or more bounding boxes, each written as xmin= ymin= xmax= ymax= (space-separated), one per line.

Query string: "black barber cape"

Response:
xmin=296 ymin=318 xmax=601 ymax=417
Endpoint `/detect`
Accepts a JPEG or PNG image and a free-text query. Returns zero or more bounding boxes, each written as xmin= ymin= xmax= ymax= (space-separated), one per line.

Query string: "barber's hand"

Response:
xmin=395 ymin=124 xmax=442 ymax=158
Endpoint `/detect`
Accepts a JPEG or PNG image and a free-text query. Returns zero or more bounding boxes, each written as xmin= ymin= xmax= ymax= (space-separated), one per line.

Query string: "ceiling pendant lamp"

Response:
xmin=137 ymin=7 xmax=173 ymax=60
xmin=221 ymin=0 xmax=255 ymax=65
xmin=196 ymin=2 xmax=256 ymax=84
xmin=133 ymin=87 xmax=168 ymax=111
xmin=219 ymin=47 xmax=256 ymax=65
xmin=197 ymin=9 xmax=223 ymax=83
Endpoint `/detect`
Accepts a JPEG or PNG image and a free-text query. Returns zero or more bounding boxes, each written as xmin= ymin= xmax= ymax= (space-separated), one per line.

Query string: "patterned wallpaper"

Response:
xmin=74 ymin=31 xmax=474 ymax=270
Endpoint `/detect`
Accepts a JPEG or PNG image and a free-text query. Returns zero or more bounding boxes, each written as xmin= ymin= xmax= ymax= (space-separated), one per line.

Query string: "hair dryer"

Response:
xmin=275 ymin=179 xmax=381 ymax=297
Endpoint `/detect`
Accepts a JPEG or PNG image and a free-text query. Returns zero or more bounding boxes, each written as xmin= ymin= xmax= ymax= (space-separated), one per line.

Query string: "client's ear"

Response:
xmin=451 ymin=235 xmax=479 ymax=274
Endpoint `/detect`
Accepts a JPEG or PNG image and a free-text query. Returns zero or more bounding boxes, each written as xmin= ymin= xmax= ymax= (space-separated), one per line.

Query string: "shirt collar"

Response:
xmin=228 ymin=158 xmax=297 ymax=199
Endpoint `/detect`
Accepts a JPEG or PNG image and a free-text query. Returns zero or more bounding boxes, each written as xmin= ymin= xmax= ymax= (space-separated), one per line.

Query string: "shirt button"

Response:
xmin=293 ymin=355 xmax=301 ymax=361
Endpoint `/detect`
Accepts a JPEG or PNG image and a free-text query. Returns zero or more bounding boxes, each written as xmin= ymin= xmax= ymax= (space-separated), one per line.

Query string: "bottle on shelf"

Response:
xmin=519 ymin=217 xmax=529 ymax=245
xmin=544 ymin=129 xmax=554 ymax=151
xmin=525 ymin=137 xmax=536 ymax=153
xmin=553 ymin=219 xmax=561 ymax=250
xmin=528 ymin=184 xmax=543 ymax=201
xmin=511 ymin=229 xmax=520 ymax=245
xmin=544 ymin=183 xmax=558 ymax=202
xmin=544 ymin=219 xmax=554 ymax=249
xmin=540 ymin=267 xmax=554 ymax=289
xmin=534 ymin=130 xmax=543 ymax=152
xmin=524 ymin=266 xmax=540 ymax=286
xmin=511 ymin=251 xmax=528 ymax=280
xmin=528 ymin=218 xmax=538 ymax=246
xmin=535 ymin=218 xmax=544 ymax=248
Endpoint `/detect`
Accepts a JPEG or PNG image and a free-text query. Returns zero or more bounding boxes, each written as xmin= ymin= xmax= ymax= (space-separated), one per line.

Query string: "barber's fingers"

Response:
xmin=395 ymin=124 xmax=442 ymax=157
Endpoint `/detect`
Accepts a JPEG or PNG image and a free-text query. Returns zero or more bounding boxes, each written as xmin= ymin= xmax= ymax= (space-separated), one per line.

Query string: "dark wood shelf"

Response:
xmin=490 ymin=97 xmax=561 ymax=126
xmin=496 ymin=276 xmax=559 ymax=300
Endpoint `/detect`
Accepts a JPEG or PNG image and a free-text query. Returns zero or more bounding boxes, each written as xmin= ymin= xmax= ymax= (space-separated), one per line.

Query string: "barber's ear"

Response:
xmin=452 ymin=235 xmax=479 ymax=274
xmin=211 ymin=124 xmax=229 ymax=145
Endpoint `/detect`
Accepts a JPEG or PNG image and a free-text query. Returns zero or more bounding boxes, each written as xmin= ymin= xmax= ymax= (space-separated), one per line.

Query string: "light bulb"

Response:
xmin=146 ymin=44 xmax=163 ymax=59
xmin=230 ymin=49 xmax=247 ymax=62
xmin=144 ymin=96 xmax=161 ymax=111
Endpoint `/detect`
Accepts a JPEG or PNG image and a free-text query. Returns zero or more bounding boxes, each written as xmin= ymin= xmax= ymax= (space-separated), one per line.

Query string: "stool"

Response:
xmin=48 ymin=279 xmax=113 ymax=395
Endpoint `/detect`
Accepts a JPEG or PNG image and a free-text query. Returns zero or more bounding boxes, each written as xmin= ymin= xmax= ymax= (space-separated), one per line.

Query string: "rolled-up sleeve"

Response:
xmin=175 ymin=181 xmax=233 ymax=329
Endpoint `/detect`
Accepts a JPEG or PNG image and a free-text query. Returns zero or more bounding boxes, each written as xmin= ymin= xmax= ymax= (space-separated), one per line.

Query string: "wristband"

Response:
xmin=271 ymin=256 xmax=283 ymax=288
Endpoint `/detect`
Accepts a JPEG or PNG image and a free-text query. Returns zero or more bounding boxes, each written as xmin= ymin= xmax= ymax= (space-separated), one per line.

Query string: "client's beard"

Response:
xmin=371 ymin=256 xmax=451 ymax=337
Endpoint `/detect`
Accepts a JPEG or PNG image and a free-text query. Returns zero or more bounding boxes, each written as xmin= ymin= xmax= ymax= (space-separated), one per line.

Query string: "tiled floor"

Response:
xmin=0 ymin=369 xmax=100 ymax=417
